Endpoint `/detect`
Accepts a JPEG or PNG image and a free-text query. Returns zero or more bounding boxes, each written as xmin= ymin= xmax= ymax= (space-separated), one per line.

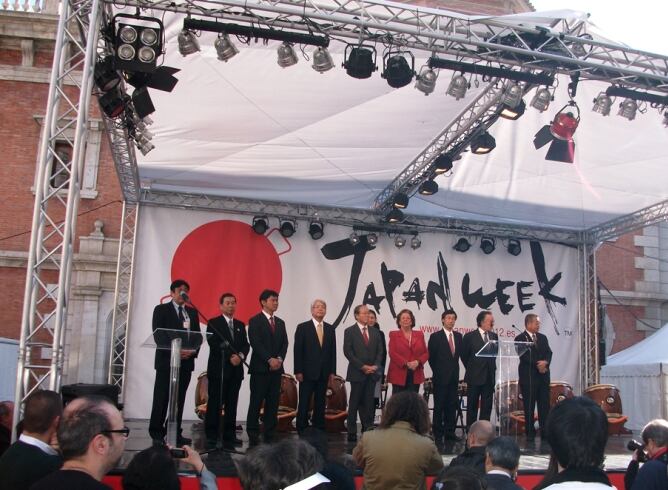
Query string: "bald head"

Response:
xmin=468 ymin=420 xmax=494 ymax=447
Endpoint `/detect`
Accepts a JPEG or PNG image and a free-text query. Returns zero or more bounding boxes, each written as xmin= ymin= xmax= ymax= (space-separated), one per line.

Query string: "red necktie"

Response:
xmin=448 ymin=332 xmax=455 ymax=354
xmin=269 ymin=316 xmax=276 ymax=334
xmin=362 ymin=327 xmax=369 ymax=345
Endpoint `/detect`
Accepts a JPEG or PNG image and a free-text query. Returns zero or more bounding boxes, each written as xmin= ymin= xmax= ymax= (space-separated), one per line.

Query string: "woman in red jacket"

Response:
xmin=387 ymin=309 xmax=429 ymax=395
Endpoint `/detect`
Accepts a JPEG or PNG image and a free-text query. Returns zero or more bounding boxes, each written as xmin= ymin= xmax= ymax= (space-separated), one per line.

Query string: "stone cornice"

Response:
xmin=600 ymin=289 xmax=668 ymax=306
xmin=0 ymin=10 xmax=58 ymax=41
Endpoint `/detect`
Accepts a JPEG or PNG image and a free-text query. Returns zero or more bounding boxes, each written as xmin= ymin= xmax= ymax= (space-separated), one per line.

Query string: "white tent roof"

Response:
xmin=134 ymin=7 xmax=668 ymax=230
xmin=604 ymin=322 xmax=668 ymax=371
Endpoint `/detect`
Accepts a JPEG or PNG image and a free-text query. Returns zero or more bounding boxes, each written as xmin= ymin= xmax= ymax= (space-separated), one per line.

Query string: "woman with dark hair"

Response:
xmin=353 ymin=391 xmax=443 ymax=489
xmin=387 ymin=309 xmax=429 ymax=394
xmin=367 ymin=310 xmax=386 ymax=409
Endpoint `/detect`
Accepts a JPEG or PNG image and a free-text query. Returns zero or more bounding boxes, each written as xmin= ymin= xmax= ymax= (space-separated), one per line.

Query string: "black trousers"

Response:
xmin=520 ymin=379 xmax=550 ymax=436
xmin=347 ymin=375 xmax=376 ymax=435
xmin=466 ymin=380 xmax=494 ymax=428
xmin=205 ymin=373 xmax=242 ymax=442
xmin=246 ymin=372 xmax=281 ymax=437
xmin=149 ymin=368 xmax=192 ymax=440
xmin=296 ymin=376 xmax=328 ymax=432
xmin=432 ymin=378 xmax=459 ymax=441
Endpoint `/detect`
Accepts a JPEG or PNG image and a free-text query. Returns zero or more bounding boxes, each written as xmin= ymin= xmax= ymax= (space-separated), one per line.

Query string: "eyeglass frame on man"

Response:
xmin=101 ymin=426 xmax=131 ymax=438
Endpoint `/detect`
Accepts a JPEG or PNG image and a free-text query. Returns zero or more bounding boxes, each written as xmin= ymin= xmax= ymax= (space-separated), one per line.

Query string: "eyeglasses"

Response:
xmin=101 ymin=426 xmax=130 ymax=438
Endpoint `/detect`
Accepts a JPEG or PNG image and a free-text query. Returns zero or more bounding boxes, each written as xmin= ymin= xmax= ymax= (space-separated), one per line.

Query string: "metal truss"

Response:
xmin=107 ymin=201 xmax=139 ymax=403
xmin=578 ymin=242 xmax=599 ymax=389
xmin=101 ymin=113 xmax=141 ymax=203
xmin=586 ymin=199 xmax=668 ymax=243
xmin=14 ymin=0 xmax=103 ymax=431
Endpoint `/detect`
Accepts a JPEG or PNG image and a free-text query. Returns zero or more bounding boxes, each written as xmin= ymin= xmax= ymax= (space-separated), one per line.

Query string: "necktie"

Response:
xmin=448 ymin=332 xmax=455 ymax=354
xmin=228 ymin=318 xmax=235 ymax=340
xmin=316 ymin=323 xmax=324 ymax=347
xmin=362 ymin=327 xmax=369 ymax=346
xmin=483 ymin=331 xmax=489 ymax=343
xmin=532 ymin=333 xmax=537 ymax=344
xmin=178 ymin=306 xmax=185 ymax=322
xmin=269 ymin=316 xmax=276 ymax=334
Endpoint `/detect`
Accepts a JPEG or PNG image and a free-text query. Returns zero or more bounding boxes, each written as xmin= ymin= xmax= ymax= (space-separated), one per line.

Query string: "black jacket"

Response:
xmin=152 ymin=302 xmax=201 ymax=371
xmin=461 ymin=329 xmax=498 ymax=385
xmin=0 ymin=440 xmax=63 ymax=490
xmin=248 ymin=312 xmax=288 ymax=375
xmin=206 ymin=315 xmax=250 ymax=381
xmin=515 ymin=330 xmax=552 ymax=385
xmin=446 ymin=445 xmax=487 ymax=475
xmin=428 ymin=329 xmax=463 ymax=385
xmin=294 ymin=319 xmax=337 ymax=381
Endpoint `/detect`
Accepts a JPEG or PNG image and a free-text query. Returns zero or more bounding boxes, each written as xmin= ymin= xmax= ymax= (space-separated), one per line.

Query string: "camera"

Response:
xmin=627 ymin=440 xmax=647 ymax=462
xmin=169 ymin=448 xmax=187 ymax=459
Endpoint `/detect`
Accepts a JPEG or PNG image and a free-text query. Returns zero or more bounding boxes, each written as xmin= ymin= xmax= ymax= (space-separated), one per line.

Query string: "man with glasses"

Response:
xmin=32 ymin=395 xmax=128 ymax=490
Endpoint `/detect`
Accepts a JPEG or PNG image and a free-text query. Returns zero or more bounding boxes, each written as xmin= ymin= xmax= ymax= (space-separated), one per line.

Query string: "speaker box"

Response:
xmin=61 ymin=383 xmax=121 ymax=409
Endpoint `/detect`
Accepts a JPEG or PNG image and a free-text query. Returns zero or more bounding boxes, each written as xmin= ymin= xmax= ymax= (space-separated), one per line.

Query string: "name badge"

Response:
xmin=183 ymin=319 xmax=191 ymax=330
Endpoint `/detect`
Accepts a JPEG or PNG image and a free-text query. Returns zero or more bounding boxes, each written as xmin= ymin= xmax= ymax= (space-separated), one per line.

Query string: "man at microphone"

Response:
xmin=148 ymin=279 xmax=201 ymax=446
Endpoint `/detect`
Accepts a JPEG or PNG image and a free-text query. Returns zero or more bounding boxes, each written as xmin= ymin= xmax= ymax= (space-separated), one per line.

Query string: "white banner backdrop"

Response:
xmin=124 ymin=207 xmax=581 ymax=421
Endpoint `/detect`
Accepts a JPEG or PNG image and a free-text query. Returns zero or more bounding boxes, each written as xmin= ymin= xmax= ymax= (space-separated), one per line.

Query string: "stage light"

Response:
xmin=178 ymin=28 xmax=200 ymax=56
xmin=507 ymin=239 xmax=521 ymax=256
xmin=499 ymin=99 xmax=526 ymax=120
xmin=501 ymin=82 xmax=523 ymax=108
xmin=395 ymin=236 xmax=406 ymax=248
xmin=312 ymin=47 xmax=334 ymax=73
xmin=367 ymin=233 xmax=378 ymax=245
xmin=592 ymin=93 xmax=612 ymax=116
xmin=99 ymin=87 xmax=126 ymax=118
xmin=411 ymin=235 xmax=421 ymax=250
xmin=279 ymin=219 xmax=296 ymax=237
xmin=618 ymin=98 xmax=638 ymax=120
xmin=94 ymin=57 xmax=121 ymax=92
xmin=663 ymin=112 xmax=668 ymax=127
xmin=418 ymin=179 xmax=438 ymax=196
xmin=382 ymin=51 xmax=414 ymax=88
xmin=415 ymin=67 xmax=437 ymax=95
xmin=113 ymin=14 xmax=163 ymax=73
xmin=342 ymin=44 xmax=377 ymax=79
xmin=349 ymin=232 xmax=360 ymax=245
xmin=533 ymin=101 xmax=579 ymax=163
xmin=480 ymin=236 xmax=496 ymax=254
xmin=131 ymin=86 xmax=155 ymax=119
xmin=446 ymin=74 xmax=468 ymax=100
xmin=530 ymin=87 xmax=552 ymax=112
xmin=386 ymin=209 xmax=404 ymax=223
xmin=136 ymin=138 xmax=155 ymax=156
xmin=471 ymin=131 xmax=496 ymax=155
xmin=393 ymin=192 xmax=409 ymax=209
xmin=252 ymin=216 xmax=269 ymax=234
xmin=433 ymin=154 xmax=453 ymax=174
xmin=308 ymin=220 xmax=324 ymax=240
xmin=277 ymin=42 xmax=298 ymax=68
xmin=453 ymin=237 xmax=471 ymax=253
xmin=428 ymin=56 xmax=554 ymax=86
xmin=215 ymin=33 xmax=238 ymax=62
xmin=550 ymin=104 xmax=580 ymax=140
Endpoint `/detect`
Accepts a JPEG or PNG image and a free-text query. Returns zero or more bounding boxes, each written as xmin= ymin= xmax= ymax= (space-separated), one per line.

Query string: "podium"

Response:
xmin=142 ymin=328 xmax=209 ymax=446
xmin=476 ymin=339 xmax=531 ymax=435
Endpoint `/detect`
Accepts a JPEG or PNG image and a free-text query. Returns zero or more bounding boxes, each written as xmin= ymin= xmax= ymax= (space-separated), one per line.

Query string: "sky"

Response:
xmin=531 ymin=0 xmax=668 ymax=55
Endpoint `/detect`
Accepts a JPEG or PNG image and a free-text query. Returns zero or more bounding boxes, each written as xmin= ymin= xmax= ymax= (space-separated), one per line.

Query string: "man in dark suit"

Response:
xmin=246 ymin=289 xmax=289 ymax=444
xmin=149 ymin=279 xmax=201 ymax=445
xmin=484 ymin=436 xmax=523 ymax=490
xmin=343 ymin=304 xmax=383 ymax=442
xmin=515 ymin=313 xmax=552 ymax=439
xmin=205 ymin=292 xmax=250 ymax=449
xmin=294 ymin=298 xmax=337 ymax=433
xmin=0 ymin=390 xmax=63 ymax=490
xmin=428 ymin=309 xmax=464 ymax=447
xmin=461 ymin=310 xmax=498 ymax=429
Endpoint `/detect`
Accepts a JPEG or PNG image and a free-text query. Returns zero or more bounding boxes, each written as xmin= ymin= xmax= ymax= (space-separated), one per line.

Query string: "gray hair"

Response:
xmin=311 ymin=299 xmax=327 ymax=309
xmin=642 ymin=419 xmax=668 ymax=447
xmin=486 ymin=436 xmax=520 ymax=471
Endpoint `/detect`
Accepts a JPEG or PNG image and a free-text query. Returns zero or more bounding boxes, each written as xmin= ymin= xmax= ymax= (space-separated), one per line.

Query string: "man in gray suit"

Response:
xmin=344 ymin=304 xmax=383 ymax=442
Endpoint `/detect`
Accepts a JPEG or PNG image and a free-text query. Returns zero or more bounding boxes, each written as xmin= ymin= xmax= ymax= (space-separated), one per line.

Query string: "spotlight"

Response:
xmin=533 ymin=101 xmax=579 ymax=163
xmin=136 ymin=138 xmax=155 ymax=156
xmin=453 ymin=237 xmax=471 ymax=253
xmin=410 ymin=235 xmax=421 ymax=250
xmin=530 ymin=87 xmax=552 ymax=112
xmin=415 ymin=66 xmax=437 ymax=95
xmin=393 ymin=192 xmax=409 ymax=209
xmin=386 ymin=209 xmax=404 ymax=223
xmin=446 ymin=73 xmax=468 ymax=100
xmin=342 ymin=44 xmax=377 ymax=79
xmin=501 ymin=82 xmax=523 ymax=108
xmin=618 ymin=98 xmax=638 ymax=120
xmin=252 ymin=216 xmax=269 ymax=235
xmin=507 ymin=239 xmax=521 ymax=256
xmin=349 ymin=232 xmax=360 ymax=245
xmin=471 ymin=131 xmax=496 ymax=155
xmin=279 ymin=219 xmax=296 ymax=237
xmin=215 ymin=33 xmax=238 ymax=62
xmin=277 ymin=42 xmax=298 ymax=68
xmin=94 ymin=57 xmax=121 ymax=92
xmin=312 ymin=47 xmax=334 ymax=73
xmin=178 ymin=28 xmax=200 ymax=56
xmin=367 ymin=233 xmax=378 ymax=245
xmin=308 ymin=220 xmax=324 ymax=240
xmin=433 ymin=154 xmax=453 ymax=174
xmin=480 ymin=236 xmax=496 ymax=254
xmin=131 ymin=86 xmax=155 ymax=119
xmin=499 ymin=99 xmax=526 ymax=120
xmin=381 ymin=50 xmax=415 ymax=88
xmin=418 ymin=179 xmax=438 ymax=196
xmin=395 ymin=236 xmax=406 ymax=248
xmin=112 ymin=14 xmax=163 ymax=73
xmin=592 ymin=93 xmax=612 ymax=116
xmin=99 ymin=87 xmax=126 ymax=118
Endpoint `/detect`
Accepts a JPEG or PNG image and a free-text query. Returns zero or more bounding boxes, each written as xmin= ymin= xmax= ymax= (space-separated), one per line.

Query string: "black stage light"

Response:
xmin=471 ymin=131 xmax=496 ymax=155
xmin=126 ymin=66 xmax=180 ymax=93
xmin=252 ymin=216 xmax=268 ymax=234
xmin=507 ymin=239 xmax=522 ymax=256
xmin=308 ymin=220 xmax=324 ymax=240
xmin=94 ymin=57 xmax=121 ymax=92
xmin=453 ymin=237 xmax=471 ymax=253
xmin=386 ymin=209 xmax=405 ymax=223
xmin=480 ymin=236 xmax=496 ymax=254
xmin=381 ymin=51 xmax=414 ymax=89
xmin=131 ymin=86 xmax=155 ymax=119
xmin=279 ymin=219 xmax=296 ymax=238
xmin=367 ymin=233 xmax=378 ymax=245
xmin=394 ymin=236 xmax=406 ymax=248
xmin=393 ymin=192 xmax=409 ymax=209
xmin=410 ymin=235 xmax=421 ymax=250
xmin=418 ymin=179 xmax=438 ymax=196
xmin=499 ymin=99 xmax=526 ymax=120
xmin=349 ymin=232 xmax=360 ymax=245
xmin=343 ymin=44 xmax=377 ymax=79
xmin=99 ymin=87 xmax=127 ymax=118
xmin=112 ymin=14 xmax=163 ymax=73
xmin=433 ymin=154 xmax=453 ymax=174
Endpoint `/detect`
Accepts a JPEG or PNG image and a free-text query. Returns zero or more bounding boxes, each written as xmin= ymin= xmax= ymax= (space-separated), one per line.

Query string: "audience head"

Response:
xmin=485 ymin=436 xmax=520 ymax=474
xmin=0 ymin=400 xmax=13 ymax=431
xmin=546 ymin=396 xmax=608 ymax=470
xmin=380 ymin=391 xmax=430 ymax=436
xmin=395 ymin=309 xmax=416 ymax=330
xmin=641 ymin=418 xmax=668 ymax=457
xmin=122 ymin=445 xmax=179 ymax=490
xmin=467 ymin=420 xmax=494 ymax=448
xmin=22 ymin=390 xmax=62 ymax=438
xmin=236 ymin=438 xmax=324 ymax=490
xmin=431 ymin=466 xmax=487 ymax=490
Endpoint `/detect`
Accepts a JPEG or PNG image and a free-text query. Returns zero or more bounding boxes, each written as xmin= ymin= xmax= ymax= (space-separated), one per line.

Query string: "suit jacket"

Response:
xmin=461 ymin=329 xmax=498 ymax=385
xmin=485 ymin=473 xmax=523 ymax=490
xmin=0 ymin=440 xmax=63 ymax=490
xmin=428 ymin=329 xmax=463 ymax=385
xmin=248 ymin=312 xmax=288 ymax=375
xmin=207 ymin=315 xmax=250 ymax=381
xmin=152 ymin=302 xmax=201 ymax=371
xmin=343 ymin=324 xmax=383 ymax=383
xmin=294 ymin=319 xmax=337 ymax=381
xmin=387 ymin=329 xmax=429 ymax=385
xmin=516 ymin=331 xmax=552 ymax=385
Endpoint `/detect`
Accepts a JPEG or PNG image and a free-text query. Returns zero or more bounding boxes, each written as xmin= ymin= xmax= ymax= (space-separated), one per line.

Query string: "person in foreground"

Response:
xmin=0 ymin=390 xmax=63 ymax=490
xmin=31 ymin=395 xmax=127 ymax=490
xmin=624 ymin=418 xmax=668 ymax=490
xmin=446 ymin=420 xmax=495 ymax=476
xmin=353 ymin=391 xmax=444 ymax=490
xmin=484 ymin=436 xmax=522 ymax=490
xmin=430 ymin=466 xmax=487 ymax=490
xmin=540 ymin=396 xmax=616 ymax=489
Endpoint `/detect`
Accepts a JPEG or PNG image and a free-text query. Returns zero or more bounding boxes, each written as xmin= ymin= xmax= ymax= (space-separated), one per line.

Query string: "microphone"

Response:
xmin=179 ymin=290 xmax=190 ymax=302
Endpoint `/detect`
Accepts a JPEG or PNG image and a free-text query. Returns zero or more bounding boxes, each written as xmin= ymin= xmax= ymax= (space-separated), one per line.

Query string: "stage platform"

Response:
xmin=104 ymin=419 xmax=633 ymax=489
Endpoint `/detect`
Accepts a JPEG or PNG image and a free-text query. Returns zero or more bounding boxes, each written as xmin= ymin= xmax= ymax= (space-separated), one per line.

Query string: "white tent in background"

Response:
xmin=600 ymin=323 xmax=668 ymax=431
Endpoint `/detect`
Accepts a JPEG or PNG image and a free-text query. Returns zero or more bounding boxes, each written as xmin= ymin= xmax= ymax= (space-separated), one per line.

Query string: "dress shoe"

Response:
xmin=347 ymin=433 xmax=357 ymax=442
xmin=176 ymin=436 xmax=192 ymax=446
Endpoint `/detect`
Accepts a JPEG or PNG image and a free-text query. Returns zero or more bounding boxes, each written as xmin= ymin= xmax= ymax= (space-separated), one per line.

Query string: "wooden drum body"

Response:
xmin=549 ymin=381 xmax=574 ymax=408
